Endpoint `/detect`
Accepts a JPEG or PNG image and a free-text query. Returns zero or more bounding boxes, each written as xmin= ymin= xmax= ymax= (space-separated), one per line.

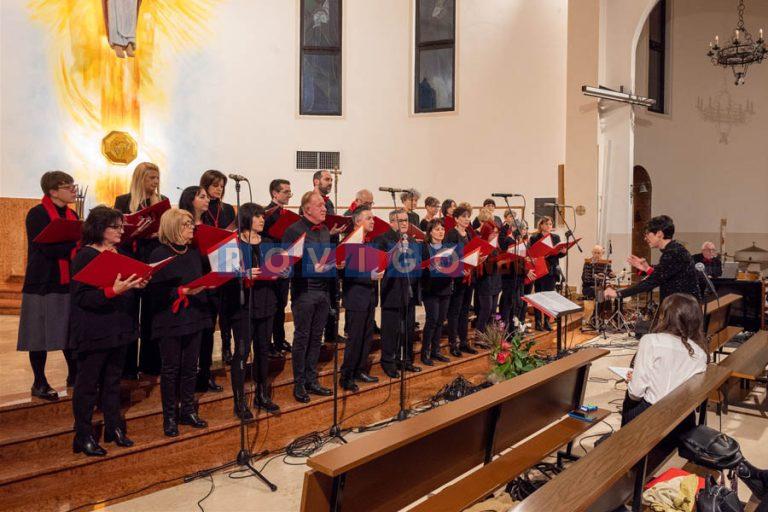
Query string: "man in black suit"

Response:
xmin=283 ymin=191 xmax=335 ymax=403
xmin=339 ymin=206 xmax=383 ymax=391
xmin=376 ymin=209 xmax=421 ymax=378
xmin=264 ymin=178 xmax=293 ymax=354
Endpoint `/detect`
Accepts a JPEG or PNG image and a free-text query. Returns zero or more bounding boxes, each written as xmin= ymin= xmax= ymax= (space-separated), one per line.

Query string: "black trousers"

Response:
xmin=447 ymin=283 xmax=473 ymax=347
xmin=138 ymin=294 xmax=161 ymax=375
xmin=72 ymin=345 xmax=127 ymax=438
xmin=422 ymin=294 xmax=450 ymax=356
xmin=230 ymin=314 xmax=273 ymax=405
xmin=159 ymin=331 xmax=202 ymax=419
xmin=381 ymin=304 xmax=416 ymax=368
xmin=291 ymin=291 xmax=330 ymax=388
xmin=499 ymin=276 xmax=525 ymax=331
xmin=341 ymin=305 xmax=375 ymax=379
xmin=272 ymin=279 xmax=290 ymax=345
xmin=475 ymin=293 xmax=500 ymax=335
xmin=534 ymin=274 xmax=556 ymax=325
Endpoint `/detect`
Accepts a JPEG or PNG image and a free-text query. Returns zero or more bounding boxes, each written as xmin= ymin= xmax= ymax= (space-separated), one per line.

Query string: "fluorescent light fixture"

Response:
xmin=581 ymin=85 xmax=656 ymax=108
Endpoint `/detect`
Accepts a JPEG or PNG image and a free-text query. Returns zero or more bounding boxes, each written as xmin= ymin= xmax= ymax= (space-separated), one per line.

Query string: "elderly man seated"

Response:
xmin=581 ymin=245 xmax=613 ymax=299
xmin=692 ymin=241 xmax=722 ymax=278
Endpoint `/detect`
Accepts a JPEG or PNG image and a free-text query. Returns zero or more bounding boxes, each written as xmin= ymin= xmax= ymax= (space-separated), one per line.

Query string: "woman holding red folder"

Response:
xmin=147 ymin=209 xmax=212 ymax=437
xmin=114 ymin=162 xmax=168 ymax=379
xmin=70 ymin=206 xmax=146 ymax=456
xmin=528 ymin=216 xmax=567 ymax=331
xmin=221 ymin=203 xmax=280 ymax=419
xmin=420 ymin=218 xmax=453 ymax=366
xmin=200 ymin=170 xmax=236 ymax=366
xmin=445 ymin=205 xmax=478 ymax=357
xmin=18 ymin=171 xmax=80 ymax=400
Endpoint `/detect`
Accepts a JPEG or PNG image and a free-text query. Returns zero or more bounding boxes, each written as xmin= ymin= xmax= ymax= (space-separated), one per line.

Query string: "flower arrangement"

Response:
xmin=477 ymin=315 xmax=544 ymax=383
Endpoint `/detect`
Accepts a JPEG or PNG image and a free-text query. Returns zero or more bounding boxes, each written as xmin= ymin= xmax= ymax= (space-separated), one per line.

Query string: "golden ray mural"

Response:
xmin=28 ymin=0 xmax=219 ymax=203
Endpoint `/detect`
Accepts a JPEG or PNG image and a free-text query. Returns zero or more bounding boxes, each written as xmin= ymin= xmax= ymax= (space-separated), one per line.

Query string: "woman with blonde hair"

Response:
xmin=147 ymin=208 xmax=212 ymax=437
xmin=113 ymin=161 xmax=168 ymax=378
xmin=528 ymin=216 xmax=566 ymax=331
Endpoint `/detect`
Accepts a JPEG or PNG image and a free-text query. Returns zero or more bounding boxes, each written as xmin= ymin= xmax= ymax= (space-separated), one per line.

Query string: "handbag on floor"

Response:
xmin=696 ymin=475 xmax=743 ymax=512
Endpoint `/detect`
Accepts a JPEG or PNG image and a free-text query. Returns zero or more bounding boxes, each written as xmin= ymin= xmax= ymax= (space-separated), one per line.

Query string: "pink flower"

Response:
xmin=500 ymin=341 xmax=511 ymax=351
xmin=496 ymin=351 xmax=509 ymax=364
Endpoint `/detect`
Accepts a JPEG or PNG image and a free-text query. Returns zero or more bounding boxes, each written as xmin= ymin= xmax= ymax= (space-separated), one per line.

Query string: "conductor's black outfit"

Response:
xmin=617 ymin=240 xmax=701 ymax=303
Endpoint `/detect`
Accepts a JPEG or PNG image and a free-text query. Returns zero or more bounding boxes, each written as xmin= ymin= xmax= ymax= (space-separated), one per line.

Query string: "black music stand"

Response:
xmin=523 ymin=291 xmax=582 ymax=355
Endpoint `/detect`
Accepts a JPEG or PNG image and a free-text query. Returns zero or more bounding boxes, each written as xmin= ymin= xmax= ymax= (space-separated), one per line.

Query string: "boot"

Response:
xmin=255 ymin=384 xmax=280 ymax=413
xmin=221 ymin=341 xmax=233 ymax=366
xmin=73 ymin=435 xmax=107 ymax=456
xmin=103 ymin=427 xmax=134 ymax=447
xmin=450 ymin=343 xmax=462 ymax=357
xmin=738 ymin=460 xmax=768 ymax=500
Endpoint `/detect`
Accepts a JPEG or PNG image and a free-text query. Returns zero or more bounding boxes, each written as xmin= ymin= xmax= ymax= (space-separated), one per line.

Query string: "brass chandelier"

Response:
xmin=707 ymin=0 xmax=766 ymax=85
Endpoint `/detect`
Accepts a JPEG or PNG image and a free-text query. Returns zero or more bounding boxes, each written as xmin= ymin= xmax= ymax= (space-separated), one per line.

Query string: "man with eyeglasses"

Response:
xmin=264 ymin=179 xmax=293 ymax=355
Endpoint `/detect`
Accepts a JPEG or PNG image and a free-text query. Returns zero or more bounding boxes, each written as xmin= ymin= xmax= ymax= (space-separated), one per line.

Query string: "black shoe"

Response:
xmin=235 ymin=405 xmax=254 ymax=421
xmin=399 ymin=362 xmax=422 ymax=373
xmin=178 ymin=413 xmax=208 ymax=429
xmin=460 ymin=344 xmax=478 ymax=355
xmin=450 ymin=347 xmax=462 ymax=357
xmin=293 ymin=384 xmax=310 ymax=403
xmin=474 ymin=341 xmax=491 ymax=350
xmin=163 ymin=418 xmax=179 ymax=437
xmin=542 ymin=321 xmax=553 ymax=332
xmin=104 ymin=427 xmax=134 ymax=447
xmin=31 ymin=383 xmax=59 ymax=401
xmin=73 ymin=435 xmax=107 ymax=456
xmin=432 ymin=353 xmax=450 ymax=363
xmin=196 ymin=377 xmax=223 ymax=393
xmin=221 ymin=346 xmax=233 ymax=366
xmin=382 ymin=366 xmax=400 ymax=379
xmin=275 ymin=339 xmax=292 ymax=353
xmin=66 ymin=375 xmax=76 ymax=388
xmin=738 ymin=461 xmax=768 ymax=500
xmin=339 ymin=377 xmax=359 ymax=392
xmin=269 ymin=345 xmax=281 ymax=358
xmin=255 ymin=385 xmax=280 ymax=413
xmin=306 ymin=382 xmax=332 ymax=396
xmin=420 ymin=355 xmax=434 ymax=366
xmin=354 ymin=371 xmax=378 ymax=383
xmin=327 ymin=334 xmax=347 ymax=344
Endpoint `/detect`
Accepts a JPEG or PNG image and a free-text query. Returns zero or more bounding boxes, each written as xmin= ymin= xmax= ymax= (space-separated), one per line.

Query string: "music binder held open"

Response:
xmin=523 ymin=291 xmax=583 ymax=355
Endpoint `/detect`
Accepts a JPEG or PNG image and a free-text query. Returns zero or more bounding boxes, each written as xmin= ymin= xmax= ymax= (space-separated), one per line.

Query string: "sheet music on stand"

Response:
xmin=523 ymin=291 xmax=582 ymax=318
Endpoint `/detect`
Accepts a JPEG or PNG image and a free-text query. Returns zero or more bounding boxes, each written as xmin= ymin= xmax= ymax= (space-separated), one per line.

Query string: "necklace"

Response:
xmin=169 ymin=243 xmax=188 ymax=255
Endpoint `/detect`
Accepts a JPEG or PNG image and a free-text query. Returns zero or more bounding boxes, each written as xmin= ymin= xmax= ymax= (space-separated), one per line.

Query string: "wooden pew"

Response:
xmin=512 ymin=365 xmax=732 ymax=512
xmin=703 ymin=293 xmax=741 ymax=338
xmin=717 ymin=330 xmax=768 ymax=415
xmin=299 ymin=348 xmax=609 ymax=512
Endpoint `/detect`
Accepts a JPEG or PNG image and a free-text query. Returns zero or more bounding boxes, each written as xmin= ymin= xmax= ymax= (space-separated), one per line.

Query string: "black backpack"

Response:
xmin=678 ymin=425 xmax=743 ymax=470
xmin=696 ymin=475 xmax=744 ymax=512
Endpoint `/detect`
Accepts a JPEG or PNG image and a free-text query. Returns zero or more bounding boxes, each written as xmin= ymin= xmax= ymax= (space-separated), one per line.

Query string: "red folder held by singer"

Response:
xmin=369 ymin=216 xmax=391 ymax=242
xmin=183 ymin=271 xmax=235 ymax=290
xmin=524 ymin=257 xmax=549 ymax=285
xmin=33 ymin=218 xmax=83 ymax=244
xmin=123 ymin=199 xmax=171 ymax=239
xmin=72 ymin=250 xmax=175 ymax=288
xmin=266 ymin=208 xmax=301 ymax=239
xmin=193 ymin=224 xmax=237 ymax=255
xmin=324 ymin=214 xmax=352 ymax=232
xmin=407 ymin=223 xmax=426 ymax=241
xmin=344 ymin=245 xmax=391 ymax=273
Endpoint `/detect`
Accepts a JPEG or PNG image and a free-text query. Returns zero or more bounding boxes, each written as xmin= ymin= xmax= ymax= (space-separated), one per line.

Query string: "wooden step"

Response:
xmin=0 ymin=352 xmax=491 ymax=512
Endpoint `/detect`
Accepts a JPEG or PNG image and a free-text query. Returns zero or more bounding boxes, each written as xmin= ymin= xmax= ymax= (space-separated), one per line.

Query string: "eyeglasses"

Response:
xmin=57 ymin=184 xmax=78 ymax=191
xmin=108 ymin=224 xmax=125 ymax=231
xmin=182 ymin=221 xmax=195 ymax=228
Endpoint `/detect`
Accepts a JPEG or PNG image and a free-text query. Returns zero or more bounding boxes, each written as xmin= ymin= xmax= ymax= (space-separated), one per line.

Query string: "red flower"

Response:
xmin=496 ymin=351 xmax=510 ymax=364
xmin=500 ymin=341 xmax=511 ymax=351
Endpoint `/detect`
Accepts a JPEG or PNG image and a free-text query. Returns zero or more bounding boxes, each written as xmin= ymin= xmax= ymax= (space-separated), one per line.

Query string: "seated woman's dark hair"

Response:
xmin=440 ymin=198 xmax=455 ymax=217
xmin=651 ymin=293 xmax=706 ymax=357
xmin=82 ymin=206 xmax=123 ymax=246
xmin=453 ymin=205 xmax=471 ymax=219
xmin=425 ymin=218 xmax=445 ymax=244
xmin=178 ymin=186 xmax=204 ymax=217
xmin=237 ymin=202 xmax=266 ymax=232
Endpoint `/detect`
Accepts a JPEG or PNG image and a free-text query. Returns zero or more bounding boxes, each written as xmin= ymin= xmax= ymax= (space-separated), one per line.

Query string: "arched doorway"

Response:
xmin=631 ymin=165 xmax=652 ymax=263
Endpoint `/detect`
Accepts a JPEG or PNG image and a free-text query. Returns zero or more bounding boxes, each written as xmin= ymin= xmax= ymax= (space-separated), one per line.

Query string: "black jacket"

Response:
xmin=376 ymin=229 xmax=420 ymax=309
xmin=147 ymin=244 xmax=212 ymax=339
xmin=445 ymin=227 xmax=473 ymax=290
xmin=342 ymin=273 xmax=379 ymax=311
xmin=619 ymin=240 xmax=701 ymax=302
xmin=113 ymin=193 xmax=169 ymax=214
xmin=69 ymin=247 xmax=138 ymax=352
xmin=420 ymin=243 xmax=453 ymax=297
xmin=22 ymin=203 xmax=79 ymax=295
xmin=221 ymin=238 xmax=278 ymax=320
xmin=201 ymin=198 xmax=236 ymax=230
xmin=283 ymin=216 xmax=332 ymax=297
xmin=113 ymin=193 xmax=168 ymax=262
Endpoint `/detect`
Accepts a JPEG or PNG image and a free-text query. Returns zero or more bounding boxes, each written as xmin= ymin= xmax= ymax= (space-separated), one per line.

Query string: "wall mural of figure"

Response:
xmin=102 ymin=0 xmax=141 ymax=58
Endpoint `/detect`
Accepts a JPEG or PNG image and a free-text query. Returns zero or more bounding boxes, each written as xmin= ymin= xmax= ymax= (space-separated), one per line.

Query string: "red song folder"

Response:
xmin=528 ymin=235 xmax=582 ymax=258
xmin=407 ymin=223 xmax=426 ymax=241
xmin=123 ymin=199 xmax=171 ymax=239
xmin=420 ymin=247 xmax=458 ymax=270
xmin=460 ymin=237 xmax=496 ymax=267
xmin=266 ymin=208 xmax=301 ymax=239
xmin=323 ymin=213 xmax=352 ymax=232
xmin=478 ymin=221 xmax=499 ymax=241
xmin=33 ymin=218 xmax=83 ymax=244
xmin=72 ymin=250 xmax=175 ymax=288
xmin=368 ymin=216 xmax=391 ymax=242
xmin=193 ymin=224 xmax=237 ymax=255
xmin=524 ymin=257 xmax=549 ymax=285
xmin=344 ymin=244 xmax=391 ymax=273
xmin=183 ymin=271 xmax=235 ymax=290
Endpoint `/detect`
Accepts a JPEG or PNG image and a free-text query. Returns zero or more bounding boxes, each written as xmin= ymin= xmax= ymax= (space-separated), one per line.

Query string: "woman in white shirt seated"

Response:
xmin=622 ymin=293 xmax=708 ymax=426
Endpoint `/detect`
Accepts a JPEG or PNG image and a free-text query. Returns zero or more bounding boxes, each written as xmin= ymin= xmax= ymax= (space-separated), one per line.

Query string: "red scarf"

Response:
xmin=347 ymin=199 xmax=359 ymax=212
xmin=41 ymin=195 xmax=78 ymax=285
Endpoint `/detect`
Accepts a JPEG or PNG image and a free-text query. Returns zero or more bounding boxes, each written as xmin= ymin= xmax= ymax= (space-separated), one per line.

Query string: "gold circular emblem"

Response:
xmin=101 ymin=131 xmax=138 ymax=165
xmin=575 ymin=205 xmax=587 ymax=216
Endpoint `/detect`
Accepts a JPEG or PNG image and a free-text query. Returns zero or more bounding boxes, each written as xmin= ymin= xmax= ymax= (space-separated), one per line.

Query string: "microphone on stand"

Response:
xmin=491 ymin=193 xmax=523 ymax=198
xmin=695 ymin=262 xmax=719 ymax=299
xmin=379 ymin=187 xmax=406 ymax=193
xmin=544 ymin=202 xmax=573 ymax=208
xmin=228 ymin=173 xmax=248 ymax=182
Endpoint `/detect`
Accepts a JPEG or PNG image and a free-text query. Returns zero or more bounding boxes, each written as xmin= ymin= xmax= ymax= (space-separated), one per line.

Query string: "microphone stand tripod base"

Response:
xmin=236 ymin=449 xmax=278 ymax=492
xmin=396 ymin=408 xmax=410 ymax=422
